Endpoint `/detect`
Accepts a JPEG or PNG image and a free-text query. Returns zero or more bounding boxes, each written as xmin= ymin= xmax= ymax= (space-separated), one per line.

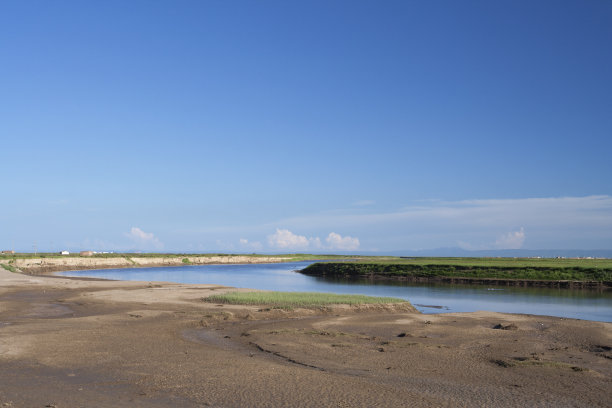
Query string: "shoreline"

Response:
xmin=0 ymin=265 xmax=610 ymax=406
xmin=1 ymin=254 xmax=293 ymax=275
xmin=4 ymin=255 xmax=611 ymax=290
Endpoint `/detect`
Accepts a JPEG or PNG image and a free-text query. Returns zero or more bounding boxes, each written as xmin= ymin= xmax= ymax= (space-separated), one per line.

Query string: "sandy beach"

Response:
xmin=0 ymin=266 xmax=610 ymax=407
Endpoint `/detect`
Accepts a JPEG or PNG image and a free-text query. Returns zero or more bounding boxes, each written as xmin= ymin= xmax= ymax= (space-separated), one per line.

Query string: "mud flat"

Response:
xmin=0 ymin=267 xmax=610 ymax=407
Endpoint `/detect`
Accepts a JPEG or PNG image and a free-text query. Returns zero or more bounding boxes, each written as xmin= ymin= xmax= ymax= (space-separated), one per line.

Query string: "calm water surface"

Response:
xmin=60 ymin=261 xmax=612 ymax=322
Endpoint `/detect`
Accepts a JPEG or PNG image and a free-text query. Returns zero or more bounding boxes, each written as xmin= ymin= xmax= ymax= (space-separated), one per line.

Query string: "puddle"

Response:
xmin=415 ymin=304 xmax=450 ymax=310
xmin=183 ymin=328 xmax=249 ymax=354
xmin=25 ymin=303 xmax=74 ymax=318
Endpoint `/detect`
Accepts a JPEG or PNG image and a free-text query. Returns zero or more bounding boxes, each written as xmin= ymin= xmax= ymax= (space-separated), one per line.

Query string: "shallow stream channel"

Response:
xmin=59 ymin=261 xmax=612 ymax=322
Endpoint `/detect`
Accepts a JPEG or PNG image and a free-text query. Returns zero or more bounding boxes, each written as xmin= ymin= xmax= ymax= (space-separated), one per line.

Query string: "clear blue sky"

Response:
xmin=1 ymin=1 xmax=611 ymax=253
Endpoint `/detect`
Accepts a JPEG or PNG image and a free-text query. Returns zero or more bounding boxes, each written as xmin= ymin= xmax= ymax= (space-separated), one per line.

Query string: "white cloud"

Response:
xmin=326 ymin=232 xmax=360 ymax=251
xmin=125 ymin=227 xmax=163 ymax=250
xmin=267 ymin=229 xmax=312 ymax=250
xmin=128 ymin=227 xmax=154 ymax=241
xmin=494 ymin=227 xmax=526 ymax=249
xmin=267 ymin=229 xmax=350 ymax=251
xmin=170 ymin=196 xmax=612 ymax=251
xmin=264 ymin=195 xmax=612 ymax=249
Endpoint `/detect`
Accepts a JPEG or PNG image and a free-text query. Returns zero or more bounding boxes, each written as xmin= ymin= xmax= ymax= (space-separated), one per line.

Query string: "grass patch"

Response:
xmin=204 ymin=291 xmax=407 ymax=309
xmin=302 ymin=260 xmax=612 ymax=282
xmin=0 ymin=263 xmax=18 ymax=273
xmin=124 ymin=256 xmax=136 ymax=265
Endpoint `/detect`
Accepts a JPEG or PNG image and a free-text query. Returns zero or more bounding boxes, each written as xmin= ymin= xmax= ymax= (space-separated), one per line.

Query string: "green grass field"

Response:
xmin=205 ymin=291 xmax=407 ymax=309
xmin=302 ymin=258 xmax=612 ymax=282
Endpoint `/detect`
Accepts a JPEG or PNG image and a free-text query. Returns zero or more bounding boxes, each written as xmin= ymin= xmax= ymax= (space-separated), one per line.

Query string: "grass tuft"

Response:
xmin=204 ymin=291 xmax=407 ymax=309
xmin=0 ymin=263 xmax=18 ymax=273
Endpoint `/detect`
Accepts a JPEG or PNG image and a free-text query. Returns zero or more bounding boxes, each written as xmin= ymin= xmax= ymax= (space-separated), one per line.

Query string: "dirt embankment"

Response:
xmin=5 ymin=255 xmax=291 ymax=274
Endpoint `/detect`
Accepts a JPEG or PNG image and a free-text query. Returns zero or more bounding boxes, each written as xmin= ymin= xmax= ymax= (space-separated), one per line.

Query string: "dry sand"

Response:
xmin=0 ymin=266 xmax=610 ymax=407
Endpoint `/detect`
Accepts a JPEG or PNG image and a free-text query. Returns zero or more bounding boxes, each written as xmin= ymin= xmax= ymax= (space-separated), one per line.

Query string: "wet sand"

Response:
xmin=0 ymin=267 xmax=610 ymax=407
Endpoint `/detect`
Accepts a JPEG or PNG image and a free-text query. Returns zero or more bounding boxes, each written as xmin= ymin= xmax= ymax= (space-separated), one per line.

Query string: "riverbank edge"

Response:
xmin=3 ymin=256 xmax=610 ymax=290
xmin=0 ymin=255 xmax=294 ymax=275
xmin=300 ymin=262 xmax=612 ymax=290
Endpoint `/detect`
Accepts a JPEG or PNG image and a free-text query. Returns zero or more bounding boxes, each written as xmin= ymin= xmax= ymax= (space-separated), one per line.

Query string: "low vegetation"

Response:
xmin=302 ymin=258 xmax=612 ymax=282
xmin=0 ymin=263 xmax=18 ymax=273
xmin=205 ymin=291 xmax=407 ymax=309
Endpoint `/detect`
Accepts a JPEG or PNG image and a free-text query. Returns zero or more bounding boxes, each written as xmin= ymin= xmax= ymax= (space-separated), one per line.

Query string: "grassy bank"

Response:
xmin=301 ymin=258 xmax=612 ymax=284
xmin=347 ymin=256 xmax=612 ymax=269
xmin=0 ymin=263 xmax=18 ymax=273
xmin=205 ymin=291 xmax=407 ymax=309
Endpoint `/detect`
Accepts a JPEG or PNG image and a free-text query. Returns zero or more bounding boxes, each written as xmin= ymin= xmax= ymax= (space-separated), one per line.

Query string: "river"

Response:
xmin=58 ymin=261 xmax=612 ymax=322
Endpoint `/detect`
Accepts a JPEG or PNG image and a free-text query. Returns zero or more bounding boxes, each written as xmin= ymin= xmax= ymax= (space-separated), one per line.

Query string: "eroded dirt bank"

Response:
xmin=3 ymin=255 xmax=291 ymax=274
xmin=0 ymin=268 xmax=610 ymax=407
